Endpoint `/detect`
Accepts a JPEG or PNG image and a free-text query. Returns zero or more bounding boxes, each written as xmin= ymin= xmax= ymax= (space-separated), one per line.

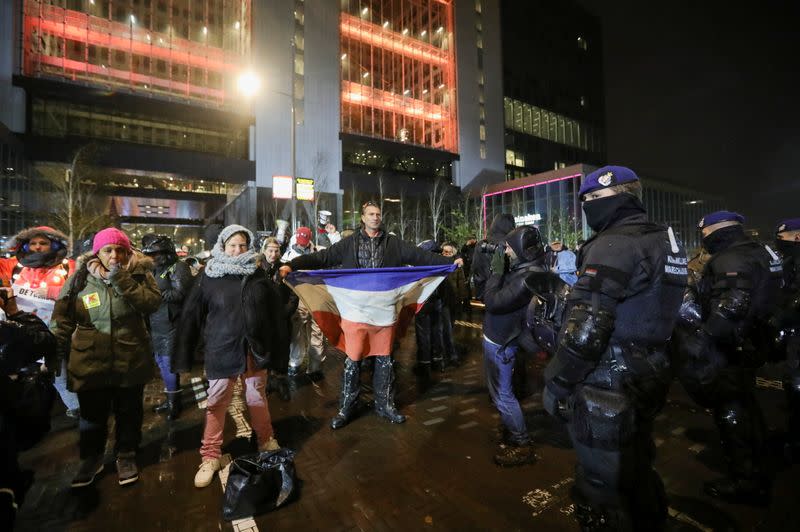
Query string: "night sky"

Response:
xmin=577 ymin=0 xmax=800 ymax=236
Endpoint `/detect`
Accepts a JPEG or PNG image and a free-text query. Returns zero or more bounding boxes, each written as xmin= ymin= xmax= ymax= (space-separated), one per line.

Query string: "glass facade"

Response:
xmin=504 ymin=96 xmax=603 ymax=154
xmin=0 ymin=135 xmax=46 ymax=236
xmin=22 ymin=0 xmax=252 ymax=107
xmin=31 ymin=98 xmax=248 ymax=158
xmin=340 ymin=0 xmax=458 ymax=152
xmin=483 ymin=174 xmax=584 ymax=248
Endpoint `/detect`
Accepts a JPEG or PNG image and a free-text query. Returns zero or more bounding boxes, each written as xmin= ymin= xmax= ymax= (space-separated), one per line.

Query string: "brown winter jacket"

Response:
xmin=50 ymin=252 xmax=161 ymax=392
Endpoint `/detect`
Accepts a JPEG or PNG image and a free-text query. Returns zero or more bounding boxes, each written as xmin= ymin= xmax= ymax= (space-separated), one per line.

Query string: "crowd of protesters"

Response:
xmin=3 ymin=174 xmax=800 ymax=531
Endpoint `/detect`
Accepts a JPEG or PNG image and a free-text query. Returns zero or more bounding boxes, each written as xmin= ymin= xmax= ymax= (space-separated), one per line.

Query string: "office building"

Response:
xmin=501 ymin=0 xmax=606 ymax=180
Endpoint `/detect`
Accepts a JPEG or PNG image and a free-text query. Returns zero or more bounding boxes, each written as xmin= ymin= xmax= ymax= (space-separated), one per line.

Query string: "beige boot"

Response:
xmin=258 ymin=437 xmax=281 ymax=452
xmin=194 ymin=458 xmax=221 ymax=488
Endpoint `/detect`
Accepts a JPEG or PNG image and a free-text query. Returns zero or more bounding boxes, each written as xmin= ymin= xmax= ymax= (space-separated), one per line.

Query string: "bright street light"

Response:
xmin=237 ymin=71 xmax=261 ymax=97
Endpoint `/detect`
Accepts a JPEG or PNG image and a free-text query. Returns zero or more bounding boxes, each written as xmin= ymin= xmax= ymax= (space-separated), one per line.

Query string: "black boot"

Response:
xmin=166 ymin=390 xmax=181 ymax=421
xmin=707 ymin=398 xmax=771 ymax=505
xmin=330 ymin=358 xmax=361 ymax=429
xmin=373 ymin=356 xmax=406 ymax=424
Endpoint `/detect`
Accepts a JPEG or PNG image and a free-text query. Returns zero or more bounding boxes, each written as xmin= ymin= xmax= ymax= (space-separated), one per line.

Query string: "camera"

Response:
xmin=480 ymin=241 xmax=502 ymax=254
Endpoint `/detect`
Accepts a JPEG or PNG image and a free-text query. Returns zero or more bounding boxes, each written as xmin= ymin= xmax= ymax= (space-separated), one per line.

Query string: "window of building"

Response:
xmin=577 ymin=36 xmax=587 ymax=51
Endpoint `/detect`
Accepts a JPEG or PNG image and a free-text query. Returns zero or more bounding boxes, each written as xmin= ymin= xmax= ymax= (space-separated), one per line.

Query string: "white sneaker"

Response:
xmin=194 ymin=458 xmax=220 ymax=488
xmin=259 ymin=437 xmax=281 ymax=452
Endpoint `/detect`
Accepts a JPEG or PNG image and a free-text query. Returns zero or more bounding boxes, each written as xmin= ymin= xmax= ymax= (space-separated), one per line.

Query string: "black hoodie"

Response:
xmin=471 ymin=213 xmax=516 ymax=300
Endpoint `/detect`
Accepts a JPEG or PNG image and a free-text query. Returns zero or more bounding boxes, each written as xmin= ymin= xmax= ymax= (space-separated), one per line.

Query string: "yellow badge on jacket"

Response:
xmin=82 ymin=292 xmax=101 ymax=309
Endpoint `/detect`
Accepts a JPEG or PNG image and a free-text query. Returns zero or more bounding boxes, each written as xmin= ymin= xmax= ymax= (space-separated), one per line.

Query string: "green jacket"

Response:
xmin=50 ymin=252 xmax=161 ymax=392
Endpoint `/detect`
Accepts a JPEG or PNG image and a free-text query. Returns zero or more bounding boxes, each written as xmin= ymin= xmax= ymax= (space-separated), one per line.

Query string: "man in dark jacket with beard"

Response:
xmin=544 ymin=166 xmax=687 ymax=530
xmin=142 ymin=235 xmax=194 ymax=420
xmin=280 ymin=201 xmax=461 ymax=430
xmin=482 ymin=225 xmax=546 ymax=467
xmin=677 ymin=211 xmax=780 ymax=504
xmin=472 ymin=214 xmax=516 ymax=301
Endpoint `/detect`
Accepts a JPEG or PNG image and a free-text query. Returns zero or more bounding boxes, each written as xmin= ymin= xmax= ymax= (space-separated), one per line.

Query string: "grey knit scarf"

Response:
xmin=204 ymin=246 xmax=258 ymax=278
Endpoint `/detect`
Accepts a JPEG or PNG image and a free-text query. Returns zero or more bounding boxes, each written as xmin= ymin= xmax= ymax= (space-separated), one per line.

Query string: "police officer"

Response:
xmin=680 ymin=211 xmax=780 ymax=504
xmin=773 ymin=218 xmax=800 ymax=459
xmin=543 ymin=166 xmax=687 ymax=530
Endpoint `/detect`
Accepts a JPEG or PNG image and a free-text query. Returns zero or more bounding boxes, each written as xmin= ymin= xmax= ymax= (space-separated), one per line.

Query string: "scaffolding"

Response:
xmin=340 ymin=0 xmax=458 ymax=153
xmin=22 ymin=0 xmax=252 ymax=107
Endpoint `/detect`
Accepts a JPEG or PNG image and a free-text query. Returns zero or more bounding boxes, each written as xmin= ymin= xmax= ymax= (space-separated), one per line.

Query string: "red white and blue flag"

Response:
xmin=285 ymin=265 xmax=456 ymax=359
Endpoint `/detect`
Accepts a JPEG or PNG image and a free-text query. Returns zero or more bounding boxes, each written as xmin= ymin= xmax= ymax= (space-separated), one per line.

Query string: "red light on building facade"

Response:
xmin=340 ymin=0 xmax=458 ymax=153
xmin=22 ymin=0 xmax=251 ymax=106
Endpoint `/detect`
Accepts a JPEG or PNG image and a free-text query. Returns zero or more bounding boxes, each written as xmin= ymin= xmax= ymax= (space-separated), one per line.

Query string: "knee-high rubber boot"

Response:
xmin=330 ymin=358 xmax=361 ymax=429
xmin=373 ymin=356 xmax=406 ymax=424
xmin=166 ymin=390 xmax=181 ymax=421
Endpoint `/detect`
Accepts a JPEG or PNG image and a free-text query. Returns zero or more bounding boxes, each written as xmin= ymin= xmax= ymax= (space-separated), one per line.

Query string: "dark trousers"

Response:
xmin=437 ymin=306 xmax=457 ymax=362
xmin=77 ymin=385 xmax=144 ymax=459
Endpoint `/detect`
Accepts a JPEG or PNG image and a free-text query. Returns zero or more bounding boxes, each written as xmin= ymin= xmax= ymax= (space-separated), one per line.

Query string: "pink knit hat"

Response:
xmin=92 ymin=228 xmax=131 ymax=254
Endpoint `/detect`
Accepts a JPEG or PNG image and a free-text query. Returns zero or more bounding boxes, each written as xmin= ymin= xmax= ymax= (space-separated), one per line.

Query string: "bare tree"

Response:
xmin=48 ymin=144 xmax=113 ymax=254
xmin=349 ymin=182 xmax=360 ymax=230
xmin=428 ymin=177 xmax=450 ymax=243
xmin=396 ymin=187 xmax=410 ymax=241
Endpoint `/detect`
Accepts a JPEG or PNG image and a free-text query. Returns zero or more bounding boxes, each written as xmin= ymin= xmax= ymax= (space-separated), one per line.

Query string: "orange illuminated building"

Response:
xmin=340 ymin=0 xmax=458 ymax=153
xmin=22 ymin=0 xmax=251 ymax=107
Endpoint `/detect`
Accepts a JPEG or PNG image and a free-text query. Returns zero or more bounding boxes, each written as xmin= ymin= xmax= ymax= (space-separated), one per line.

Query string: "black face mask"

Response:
xmin=582 ymin=194 xmax=646 ymax=232
xmin=776 ymin=238 xmax=800 ymax=259
xmin=701 ymin=225 xmax=745 ymax=254
xmin=17 ymin=249 xmax=61 ymax=268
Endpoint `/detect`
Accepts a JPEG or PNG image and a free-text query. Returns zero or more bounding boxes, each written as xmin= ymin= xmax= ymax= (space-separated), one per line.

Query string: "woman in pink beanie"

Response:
xmin=50 ymin=227 xmax=160 ymax=488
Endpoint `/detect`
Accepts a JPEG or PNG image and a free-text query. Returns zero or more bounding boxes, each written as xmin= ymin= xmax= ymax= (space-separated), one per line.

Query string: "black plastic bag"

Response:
xmin=222 ymin=448 xmax=297 ymax=521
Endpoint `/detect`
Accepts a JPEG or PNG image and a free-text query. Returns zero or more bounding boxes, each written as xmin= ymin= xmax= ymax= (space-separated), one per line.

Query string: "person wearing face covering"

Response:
xmin=141 ymin=235 xmax=194 ymax=420
xmin=771 ymin=219 xmax=800 ymax=460
xmin=543 ymin=166 xmax=688 ymax=531
xmin=50 ymin=228 xmax=161 ymax=489
xmin=482 ymin=225 xmax=551 ymax=467
xmin=472 ymin=213 xmax=516 ymax=301
xmin=675 ymin=210 xmax=781 ymax=505
xmin=0 ymin=227 xmax=78 ymax=418
xmin=174 ymin=225 xmax=288 ymax=488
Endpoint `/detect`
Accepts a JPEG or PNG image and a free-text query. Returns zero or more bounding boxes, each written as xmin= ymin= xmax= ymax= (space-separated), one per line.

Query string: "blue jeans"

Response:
xmin=54 ymin=358 xmax=80 ymax=411
xmin=154 ymin=353 xmax=180 ymax=392
xmin=483 ymin=337 xmax=528 ymax=444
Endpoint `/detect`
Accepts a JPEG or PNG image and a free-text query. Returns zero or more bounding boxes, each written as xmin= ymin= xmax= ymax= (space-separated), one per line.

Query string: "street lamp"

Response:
xmin=236 ymin=39 xmax=298 ymax=230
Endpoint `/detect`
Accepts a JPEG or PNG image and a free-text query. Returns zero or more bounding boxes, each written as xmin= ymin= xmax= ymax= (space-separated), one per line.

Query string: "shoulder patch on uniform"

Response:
xmin=583 ymin=267 xmax=598 ymax=277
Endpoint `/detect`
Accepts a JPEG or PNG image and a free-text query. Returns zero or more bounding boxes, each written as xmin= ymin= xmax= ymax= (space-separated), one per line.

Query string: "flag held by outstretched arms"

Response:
xmin=285 ymin=265 xmax=456 ymax=358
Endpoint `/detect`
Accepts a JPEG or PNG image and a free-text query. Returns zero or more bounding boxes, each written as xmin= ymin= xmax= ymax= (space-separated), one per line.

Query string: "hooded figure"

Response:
xmin=174 ymin=224 xmax=288 ymax=489
xmin=141 ymin=235 xmax=195 ymax=420
xmin=482 ymin=225 xmax=547 ymax=467
xmin=0 ymin=226 xmax=78 ymax=417
xmin=0 ymin=226 xmax=74 ymax=319
xmin=471 ymin=213 xmax=516 ymax=300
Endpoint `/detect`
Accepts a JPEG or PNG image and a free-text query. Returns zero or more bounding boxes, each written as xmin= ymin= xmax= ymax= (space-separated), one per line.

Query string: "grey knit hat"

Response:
xmin=216 ymin=224 xmax=254 ymax=250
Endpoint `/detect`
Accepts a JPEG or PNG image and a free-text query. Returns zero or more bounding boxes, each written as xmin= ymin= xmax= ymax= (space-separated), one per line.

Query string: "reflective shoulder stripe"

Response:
xmin=764 ymin=244 xmax=780 ymax=261
xmin=667 ymin=226 xmax=680 ymax=254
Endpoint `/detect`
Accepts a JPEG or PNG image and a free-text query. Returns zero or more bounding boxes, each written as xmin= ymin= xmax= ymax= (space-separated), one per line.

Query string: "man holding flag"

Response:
xmin=280 ymin=201 xmax=462 ymax=429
